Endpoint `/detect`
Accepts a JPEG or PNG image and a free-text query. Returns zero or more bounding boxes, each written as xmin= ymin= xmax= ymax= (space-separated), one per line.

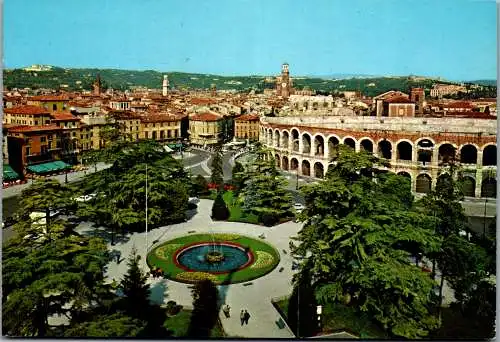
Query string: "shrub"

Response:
xmin=261 ymin=212 xmax=279 ymax=226
xmin=193 ymin=175 xmax=209 ymax=195
xmin=211 ymin=192 xmax=230 ymax=221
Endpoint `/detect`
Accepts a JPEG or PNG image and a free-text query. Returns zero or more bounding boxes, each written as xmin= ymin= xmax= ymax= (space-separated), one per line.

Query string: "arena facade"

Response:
xmin=260 ymin=116 xmax=497 ymax=198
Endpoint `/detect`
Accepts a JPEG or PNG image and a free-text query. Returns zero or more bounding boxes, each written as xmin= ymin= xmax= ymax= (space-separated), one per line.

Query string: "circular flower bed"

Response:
xmin=147 ymin=233 xmax=280 ymax=285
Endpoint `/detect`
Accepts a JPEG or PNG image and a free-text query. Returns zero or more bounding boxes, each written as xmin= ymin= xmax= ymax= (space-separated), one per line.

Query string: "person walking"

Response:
xmin=223 ymin=304 xmax=231 ymax=318
xmin=244 ymin=310 xmax=250 ymax=325
xmin=240 ymin=310 xmax=245 ymax=326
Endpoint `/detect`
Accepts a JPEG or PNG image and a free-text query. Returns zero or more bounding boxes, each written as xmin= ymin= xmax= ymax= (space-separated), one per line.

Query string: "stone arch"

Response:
xmin=291 ymin=129 xmax=300 ymax=152
xmin=460 ymin=144 xmax=478 ymax=164
xmin=343 ymin=136 xmax=356 ymax=149
xmin=302 ymin=133 xmax=312 ymax=154
xmin=378 ymin=139 xmax=392 ymax=159
xmin=327 ymin=135 xmax=340 ymax=158
xmin=481 ymin=177 xmax=497 ymax=198
xmin=267 ymin=129 xmax=273 ymax=146
xmin=436 ymin=172 xmax=453 ymax=191
xmin=415 ymin=137 xmax=437 ymax=146
xmin=274 ymin=129 xmax=281 ymax=147
xmin=417 ymin=138 xmax=434 ymax=163
xmin=290 ymin=158 xmax=299 ymax=171
xmin=438 ymin=143 xmax=457 ymax=165
xmin=282 ymin=130 xmax=290 ymax=149
xmin=461 ymin=176 xmax=476 ymax=197
xmin=314 ymin=162 xmax=324 ymax=178
xmin=282 ymin=156 xmax=289 ymax=170
xmin=360 ymin=138 xmax=374 ymax=153
xmin=397 ymin=171 xmax=412 ymax=179
xmin=314 ymin=134 xmax=325 ymax=157
xmin=397 ymin=141 xmax=413 ymax=161
xmin=416 ymin=173 xmax=432 ymax=193
xmin=302 ymin=160 xmax=311 ymax=177
xmin=483 ymin=144 xmax=496 ymax=166
xmin=275 ymin=154 xmax=281 ymax=168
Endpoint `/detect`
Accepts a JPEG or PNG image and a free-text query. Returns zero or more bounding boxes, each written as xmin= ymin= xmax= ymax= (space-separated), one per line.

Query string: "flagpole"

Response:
xmin=145 ymin=163 xmax=148 ymax=256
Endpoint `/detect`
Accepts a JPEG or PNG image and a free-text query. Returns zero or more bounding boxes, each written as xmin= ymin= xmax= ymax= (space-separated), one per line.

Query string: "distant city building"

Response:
xmin=23 ymin=64 xmax=53 ymax=72
xmin=162 ymin=75 xmax=169 ymax=96
xmin=276 ymin=63 xmax=293 ymax=98
xmin=234 ymin=113 xmax=260 ymax=141
xmin=93 ymin=74 xmax=102 ymax=96
xmin=410 ymin=88 xmax=425 ymax=115
xmin=430 ymin=83 xmax=467 ymax=98
xmin=188 ymin=112 xmax=223 ymax=146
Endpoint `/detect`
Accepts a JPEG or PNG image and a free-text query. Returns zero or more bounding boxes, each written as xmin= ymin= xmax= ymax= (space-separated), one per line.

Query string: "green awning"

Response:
xmin=27 ymin=161 xmax=71 ymax=174
xmin=3 ymin=164 xmax=20 ymax=181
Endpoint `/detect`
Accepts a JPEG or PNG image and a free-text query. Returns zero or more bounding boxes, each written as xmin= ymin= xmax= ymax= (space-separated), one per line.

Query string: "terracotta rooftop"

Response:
xmin=444 ymin=101 xmax=474 ymax=108
xmin=7 ymin=125 xmax=62 ymax=133
xmin=4 ymin=105 xmax=50 ymax=115
xmin=385 ymin=96 xmax=413 ymax=104
xmin=190 ymin=98 xmax=217 ymax=105
xmin=30 ymin=95 xmax=70 ymax=101
xmin=140 ymin=114 xmax=181 ymax=123
xmin=235 ymin=114 xmax=260 ymax=121
xmin=50 ymin=112 xmax=81 ymax=121
xmin=190 ymin=112 xmax=222 ymax=122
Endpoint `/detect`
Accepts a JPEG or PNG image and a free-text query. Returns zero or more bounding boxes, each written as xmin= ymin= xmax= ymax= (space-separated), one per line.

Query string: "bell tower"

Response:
xmin=162 ymin=75 xmax=169 ymax=96
xmin=276 ymin=63 xmax=292 ymax=98
xmin=93 ymin=73 xmax=102 ymax=96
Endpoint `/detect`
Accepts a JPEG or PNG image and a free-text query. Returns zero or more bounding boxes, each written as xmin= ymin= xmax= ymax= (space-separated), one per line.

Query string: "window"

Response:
xmin=145 ymin=132 xmax=149 ymax=139
xmin=90 ymin=132 xmax=93 ymax=137
xmin=34 ymin=120 xmax=38 ymax=125
xmin=48 ymin=135 xmax=52 ymax=140
xmin=167 ymin=130 xmax=171 ymax=138
xmin=41 ymin=145 xmax=48 ymax=154
xmin=25 ymin=147 xmax=31 ymax=155
xmin=53 ymin=104 xmax=57 ymax=111
xmin=40 ymin=137 xmax=47 ymax=143
xmin=73 ymin=132 xmax=76 ymax=137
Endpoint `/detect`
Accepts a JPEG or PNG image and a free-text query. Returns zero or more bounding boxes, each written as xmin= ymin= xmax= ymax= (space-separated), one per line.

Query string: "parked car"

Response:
xmin=293 ymin=203 xmax=305 ymax=213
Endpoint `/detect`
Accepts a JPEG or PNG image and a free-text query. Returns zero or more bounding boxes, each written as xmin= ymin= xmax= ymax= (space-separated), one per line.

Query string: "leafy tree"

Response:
xmin=210 ymin=145 xmax=224 ymax=189
xmin=79 ymin=140 xmax=190 ymax=240
xmin=64 ymin=313 xmax=146 ymax=337
xmin=287 ymin=270 xmax=318 ymax=337
xmin=211 ymin=192 xmax=230 ymax=220
xmin=291 ymin=145 xmax=441 ymax=339
xmin=239 ymin=147 xmax=293 ymax=225
xmin=12 ymin=179 xmax=77 ymax=246
xmin=120 ymin=247 xmax=151 ymax=319
xmin=231 ymin=161 xmax=247 ymax=193
xmin=187 ymin=280 xmax=219 ymax=338
xmin=192 ymin=174 xmax=209 ymax=195
xmin=2 ymin=235 xmax=108 ymax=337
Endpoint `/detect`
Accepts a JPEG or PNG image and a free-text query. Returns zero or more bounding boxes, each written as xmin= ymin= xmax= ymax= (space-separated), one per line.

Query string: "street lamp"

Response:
xmin=145 ymin=163 xmax=149 ymax=257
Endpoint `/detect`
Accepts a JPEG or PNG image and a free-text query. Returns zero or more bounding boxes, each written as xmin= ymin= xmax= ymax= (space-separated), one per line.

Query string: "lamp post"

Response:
xmin=145 ymin=163 xmax=149 ymax=257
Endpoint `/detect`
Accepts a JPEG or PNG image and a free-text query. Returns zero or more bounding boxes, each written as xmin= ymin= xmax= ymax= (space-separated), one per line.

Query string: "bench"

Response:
xmin=243 ymin=282 xmax=253 ymax=286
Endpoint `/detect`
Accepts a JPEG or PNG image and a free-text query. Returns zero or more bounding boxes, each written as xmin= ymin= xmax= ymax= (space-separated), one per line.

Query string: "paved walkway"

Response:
xmin=75 ymin=199 xmax=300 ymax=338
xmin=2 ymin=162 xmax=111 ymax=199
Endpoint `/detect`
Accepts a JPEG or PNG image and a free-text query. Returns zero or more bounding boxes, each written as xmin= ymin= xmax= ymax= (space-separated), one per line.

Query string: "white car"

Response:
xmin=75 ymin=193 xmax=97 ymax=202
xmin=294 ymin=203 xmax=305 ymax=213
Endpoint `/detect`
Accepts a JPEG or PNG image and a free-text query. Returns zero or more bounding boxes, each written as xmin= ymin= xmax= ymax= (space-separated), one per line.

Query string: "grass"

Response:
xmin=222 ymin=191 xmax=259 ymax=224
xmin=164 ymin=309 xmax=225 ymax=338
xmin=274 ymin=298 xmax=387 ymax=339
xmin=147 ymin=233 xmax=280 ymax=284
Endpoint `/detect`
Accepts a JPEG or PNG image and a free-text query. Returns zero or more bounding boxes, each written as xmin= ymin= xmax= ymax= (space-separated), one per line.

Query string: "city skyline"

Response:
xmin=4 ymin=0 xmax=497 ymax=81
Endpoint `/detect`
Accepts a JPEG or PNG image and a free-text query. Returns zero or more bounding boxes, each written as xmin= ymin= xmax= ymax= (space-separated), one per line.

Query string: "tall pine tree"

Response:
xmin=120 ymin=247 xmax=151 ymax=319
xmin=210 ymin=144 xmax=224 ymax=190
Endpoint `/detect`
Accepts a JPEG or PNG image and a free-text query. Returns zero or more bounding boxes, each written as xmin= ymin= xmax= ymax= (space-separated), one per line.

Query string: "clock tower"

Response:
xmin=276 ymin=63 xmax=292 ymax=98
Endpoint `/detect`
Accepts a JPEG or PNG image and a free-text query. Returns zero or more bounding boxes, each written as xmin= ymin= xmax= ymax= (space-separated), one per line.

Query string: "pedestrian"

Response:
xmin=240 ymin=310 xmax=245 ymax=326
xmin=244 ymin=310 xmax=250 ymax=325
xmin=223 ymin=304 xmax=231 ymax=318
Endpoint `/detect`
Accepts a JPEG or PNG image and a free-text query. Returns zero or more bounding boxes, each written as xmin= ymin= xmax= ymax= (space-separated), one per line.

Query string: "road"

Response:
xmin=2 ymin=148 xmax=497 ymax=242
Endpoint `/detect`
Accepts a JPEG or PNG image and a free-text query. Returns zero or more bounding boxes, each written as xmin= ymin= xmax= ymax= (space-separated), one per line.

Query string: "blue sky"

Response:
xmin=4 ymin=0 xmax=497 ymax=80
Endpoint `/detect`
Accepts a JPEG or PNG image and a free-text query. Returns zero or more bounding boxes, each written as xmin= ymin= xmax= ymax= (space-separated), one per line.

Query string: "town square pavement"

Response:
xmin=75 ymin=199 xmax=300 ymax=338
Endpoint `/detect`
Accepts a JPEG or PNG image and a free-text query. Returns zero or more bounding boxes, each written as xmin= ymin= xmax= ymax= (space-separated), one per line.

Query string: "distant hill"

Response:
xmin=466 ymin=80 xmax=497 ymax=87
xmin=3 ymin=66 xmax=496 ymax=98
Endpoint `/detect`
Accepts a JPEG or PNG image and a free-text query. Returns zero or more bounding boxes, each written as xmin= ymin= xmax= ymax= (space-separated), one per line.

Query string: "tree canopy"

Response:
xmin=291 ymin=145 xmax=441 ymax=338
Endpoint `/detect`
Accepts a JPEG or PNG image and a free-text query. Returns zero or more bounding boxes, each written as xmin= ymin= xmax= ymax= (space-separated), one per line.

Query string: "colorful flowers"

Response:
xmin=250 ymin=251 xmax=275 ymax=269
xmin=175 ymin=271 xmax=218 ymax=282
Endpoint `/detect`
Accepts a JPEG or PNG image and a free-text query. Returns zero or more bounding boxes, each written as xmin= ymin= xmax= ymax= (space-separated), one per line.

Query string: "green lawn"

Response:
xmin=275 ymin=298 xmax=387 ymax=339
xmin=164 ymin=309 xmax=224 ymax=337
xmin=222 ymin=191 xmax=259 ymax=224
xmin=147 ymin=233 xmax=280 ymax=284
